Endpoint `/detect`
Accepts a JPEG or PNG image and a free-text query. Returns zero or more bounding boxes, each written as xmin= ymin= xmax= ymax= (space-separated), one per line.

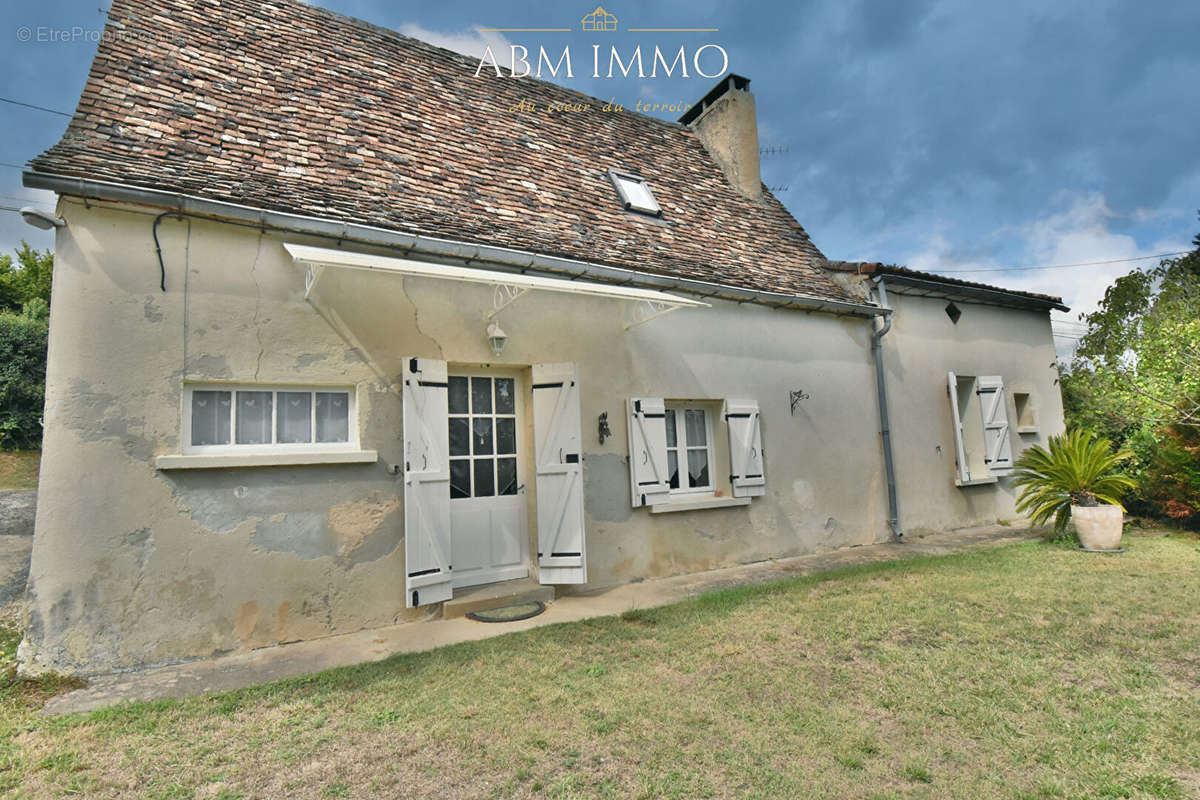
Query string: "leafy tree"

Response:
xmin=0 ymin=242 xmax=53 ymax=313
xmin=1140 ymin=396 xmax=1200 ymax=528
xmin=0 ymin=243 xmax=53 ymax=449
xmin=1060 ymin=212 xmax=1200 ymax=520
xmin=0 ymin=309 xmax=49 ymax=450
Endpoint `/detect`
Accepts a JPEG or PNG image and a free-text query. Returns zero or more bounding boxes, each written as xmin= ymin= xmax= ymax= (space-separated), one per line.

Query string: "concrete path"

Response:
xmin=0 ymin=490 xmax=36 ymax=606
xmin=44 ymin=522 xmax=1040 ymax=715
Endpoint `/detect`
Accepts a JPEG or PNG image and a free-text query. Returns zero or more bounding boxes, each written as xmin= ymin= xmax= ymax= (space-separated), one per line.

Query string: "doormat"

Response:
xmin=466 ymin=601 xmax=546 ymax=623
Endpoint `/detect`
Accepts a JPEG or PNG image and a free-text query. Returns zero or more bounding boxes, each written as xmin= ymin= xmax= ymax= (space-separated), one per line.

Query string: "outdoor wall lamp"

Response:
xmin=20 ymin=207 xmax=65 ymax=230
xmin=486 ymin=321 xmax=507 ymax=357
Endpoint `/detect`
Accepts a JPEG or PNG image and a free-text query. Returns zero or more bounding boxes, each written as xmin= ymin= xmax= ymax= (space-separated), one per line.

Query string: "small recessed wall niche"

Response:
xmin=1014 ymin=392 xmax=1038 ymax=433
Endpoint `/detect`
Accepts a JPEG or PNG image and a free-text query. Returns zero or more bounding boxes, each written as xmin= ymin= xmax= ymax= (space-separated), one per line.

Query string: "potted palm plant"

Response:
xmin=1012 ymin=429 xmax=1137 ymax=551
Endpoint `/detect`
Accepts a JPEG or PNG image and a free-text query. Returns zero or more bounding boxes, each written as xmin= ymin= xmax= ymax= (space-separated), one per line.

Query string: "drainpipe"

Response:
xmin=871 ymin=278 xmax=903 ymax=541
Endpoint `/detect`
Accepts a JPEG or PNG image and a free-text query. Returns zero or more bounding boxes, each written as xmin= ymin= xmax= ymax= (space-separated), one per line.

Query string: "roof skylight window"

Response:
xmin=608 ymin=169 xmax=662 ymax=216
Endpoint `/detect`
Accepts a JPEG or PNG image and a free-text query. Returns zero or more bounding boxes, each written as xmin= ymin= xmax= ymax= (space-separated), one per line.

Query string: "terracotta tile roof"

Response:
xmin=29 ymin=0 xmax=857 ymax=304
xmin=826 ymin=261 xmax=1068 ymax=311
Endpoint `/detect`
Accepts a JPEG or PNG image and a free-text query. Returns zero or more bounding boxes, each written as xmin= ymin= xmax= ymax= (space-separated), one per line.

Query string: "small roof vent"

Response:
xmin=608 ymin=169 xmax=662 ymax=216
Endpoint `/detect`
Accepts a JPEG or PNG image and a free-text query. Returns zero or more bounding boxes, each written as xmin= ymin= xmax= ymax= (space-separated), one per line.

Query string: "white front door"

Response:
xmin=448 ymin=371 xmax=530 ymax=588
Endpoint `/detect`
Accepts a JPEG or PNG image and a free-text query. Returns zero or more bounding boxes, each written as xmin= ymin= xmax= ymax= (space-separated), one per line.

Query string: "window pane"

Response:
xmin=684 ymin=409 xmax=707 ymax=446
xmin=315 ymin=392 xmax=350 ymax=443
xmin=472 ymin=418 xmax=493 ymax=455
xmin=497 ymin=457 xmax=517 ymax=495
xmin=276 ymin=392 xmax=312 ymax=443
xmin=471 ymin=377 xmax=492 ymax=413
xmin=495 ymin=378 xmax=515 ymax=414
xmin=618 ymin=176 xmax=658 ymax=212
xmin=687 ymin=449 xmax=710 ymax=488
xmin=664 ymin=409 xmax=677 ymax=447
xmin=473 ymin=458 xmax=494 ymax=497
xmin=448 ymin=376 xmax=469 ymax=414
xmin=450 ymin=459 xmax=470 ymax=499
xmin=496 ymin=418 xmax=516 ymax=455
xmin=235 ymin=391 xmax=273 ymax=444
xmin=667 ymin=450 xmax=679 ymax=490
xmin=190 ymin=390 xmax=231 ymax=446
xmin=449 ymin=417 xmax=470 ymax=456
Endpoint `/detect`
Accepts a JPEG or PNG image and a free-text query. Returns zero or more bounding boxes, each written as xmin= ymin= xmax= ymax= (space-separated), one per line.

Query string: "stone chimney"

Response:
xmin=679 ymin=75 xmax=762 ymax=201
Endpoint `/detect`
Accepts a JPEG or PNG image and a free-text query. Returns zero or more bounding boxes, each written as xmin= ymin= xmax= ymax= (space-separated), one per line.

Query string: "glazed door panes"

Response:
xmin=449 ymin=376 xmax=518 ymax=499
xmin=447 ymin=373 xmax=528 ymax=589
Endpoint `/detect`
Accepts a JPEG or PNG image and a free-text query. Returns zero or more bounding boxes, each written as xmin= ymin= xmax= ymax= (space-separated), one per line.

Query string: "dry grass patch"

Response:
xmin=1 ymin=533 xmax=1198 ymax=799
xmin=0 ymin=451 xmax=39 ymax=492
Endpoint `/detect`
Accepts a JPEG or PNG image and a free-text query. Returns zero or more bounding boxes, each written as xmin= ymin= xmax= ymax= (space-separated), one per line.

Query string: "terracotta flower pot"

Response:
xmin=1071 ymin=504 xmax=1124 ymax=551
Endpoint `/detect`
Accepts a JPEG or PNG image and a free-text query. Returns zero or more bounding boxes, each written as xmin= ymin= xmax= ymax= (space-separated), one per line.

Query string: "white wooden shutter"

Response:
xmin=947 ymin=371 xmax=972 ymax=484
xmin=532 ymin=363 xmax=587 ymax=584
xmin=977 ymin=375 xmax=1013 ymax=471
xmin=402 ymin=357 xmax=453 ymax=608
xmin=627 ymin=397 xmax=671 ymax=507
xmin=725 ymin=399 xmax=766 ymax=498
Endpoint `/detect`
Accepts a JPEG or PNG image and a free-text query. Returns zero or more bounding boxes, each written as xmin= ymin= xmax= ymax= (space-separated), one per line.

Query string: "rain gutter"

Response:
xmin=23 ymin=171 xmax=886 ymax=318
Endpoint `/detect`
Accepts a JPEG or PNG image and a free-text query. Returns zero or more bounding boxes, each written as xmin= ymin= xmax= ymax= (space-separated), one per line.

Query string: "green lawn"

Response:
xmin=2 ymin=534 xmax=1198 ymax=799
xmin=0 ymin=451 xmax=39 ymax=492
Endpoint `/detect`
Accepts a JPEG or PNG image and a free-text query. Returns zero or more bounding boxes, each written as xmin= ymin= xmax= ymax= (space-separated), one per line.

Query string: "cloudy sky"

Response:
xmin=2 ymin=0 xmax=1197 ymax=354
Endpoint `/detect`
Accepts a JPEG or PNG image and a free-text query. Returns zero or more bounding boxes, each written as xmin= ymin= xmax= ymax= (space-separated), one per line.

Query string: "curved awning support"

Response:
xmin=284 ymin=242 xmax=709 ymax=328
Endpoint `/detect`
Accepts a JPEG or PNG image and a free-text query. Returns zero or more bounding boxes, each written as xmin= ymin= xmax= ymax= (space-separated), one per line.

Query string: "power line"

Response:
xmin=0 ymin=162 xmax=28 ymax=170
xmin=920 ymin=251 xmax=1189 ymax=274
xmin=0 ymin=96 xmax=71 ymax=118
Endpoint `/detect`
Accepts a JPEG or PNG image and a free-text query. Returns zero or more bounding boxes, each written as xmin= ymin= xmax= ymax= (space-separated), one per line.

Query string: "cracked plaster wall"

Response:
xmin=21 ymin=198 xmax=1060 ymax=675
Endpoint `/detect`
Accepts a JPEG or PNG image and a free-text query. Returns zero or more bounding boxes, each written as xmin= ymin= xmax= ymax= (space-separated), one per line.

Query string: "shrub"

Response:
xmin=0 ymin=310 xmax=49 ymax=450
xmin=1140 ymin=402 xmax=1200 ymax=529
xmin=1012 ymin=429 xmax=1137 ymax=537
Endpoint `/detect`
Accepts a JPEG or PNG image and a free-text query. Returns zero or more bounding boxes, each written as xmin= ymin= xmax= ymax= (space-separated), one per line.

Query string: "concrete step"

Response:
xmin=443 ymin=578 xmax=554 ymax=619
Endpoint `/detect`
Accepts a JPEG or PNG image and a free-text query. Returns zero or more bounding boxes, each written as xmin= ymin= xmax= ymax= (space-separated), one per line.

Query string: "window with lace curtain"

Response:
xmin=184 ymin=384 xmax=356 ymax=453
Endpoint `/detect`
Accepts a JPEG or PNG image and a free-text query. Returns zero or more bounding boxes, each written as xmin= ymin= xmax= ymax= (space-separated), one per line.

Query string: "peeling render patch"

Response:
xmin=124 ymin=527 xmax=154 ymax=570
xmin=142 ymin=298 xmax=164 ymax=322
xmin=295 ymin=353 xmax=328 ymax=368
xmin=328 ymin=497 xmax=401 ymax=558
xmin=186 ymin=354 xmax=232 ymax=379
xmin=63 ymin=379 xmax=158 ymax=461
xmin=250 ymin=502 xmax=402 ymax=563
xmin=344 ymin=509 xmax=402 ymax=565
xmin=167 ymin=465 xmax=392 ymax=535
xmin=252 ymin=511 xmax=330 ymax=559
xmin=235 ymin=600 xmax=259 ymax=640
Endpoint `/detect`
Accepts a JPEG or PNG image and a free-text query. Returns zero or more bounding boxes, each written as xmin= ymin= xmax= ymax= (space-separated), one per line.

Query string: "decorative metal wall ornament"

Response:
xmin=789 ymin=390 xmax=810 ymax=416
xmin=598 ymin=411 xmax=611 ymax=444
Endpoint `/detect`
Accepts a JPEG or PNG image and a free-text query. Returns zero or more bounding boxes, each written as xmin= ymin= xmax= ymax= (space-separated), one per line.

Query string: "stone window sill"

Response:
xmin=156 ymin=450 xmax=378 ymax=470
xmin=649 ymin=495 xmax=751 ymax=514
